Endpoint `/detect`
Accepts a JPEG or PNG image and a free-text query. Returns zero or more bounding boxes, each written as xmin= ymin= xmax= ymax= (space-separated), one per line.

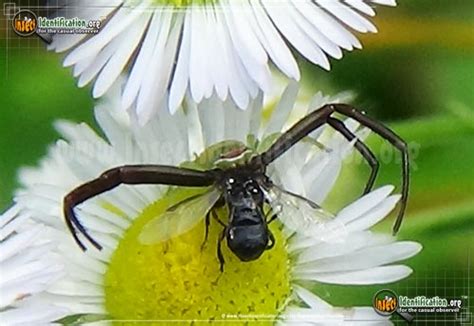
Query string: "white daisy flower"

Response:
xmin=48 ymin=0 xmax=396 ymax=124
xmin=1 ymin=83 xmax=420 ymax=324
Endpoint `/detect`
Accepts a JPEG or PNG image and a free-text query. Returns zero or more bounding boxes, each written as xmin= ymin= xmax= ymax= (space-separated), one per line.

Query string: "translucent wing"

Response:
xmin=139 ymin=187 xmax=221 ymax=244
xmin=265 ymin=186 xmax=347 ymax=242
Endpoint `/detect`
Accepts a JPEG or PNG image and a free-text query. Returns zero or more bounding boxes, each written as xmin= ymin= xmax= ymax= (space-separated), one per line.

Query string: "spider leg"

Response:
xmin=330 ymin=104 xmax=409 ymax=234
xmin=264 ymin=205 xmax=277 ymax=249
xmin=251 ymin=104 xmax=409 ymax=234
xmin=201 ymin=211 xmax=212 ymax=251
xmin=199 ymin=210 xmax=229 ymax=253
xmin=267 ymin=213 xmax=278 ymax=224
xmin=217 ymin=229 xmax=226 ymax=272
xmin=327 ymin=117 xmax=379 ymax=195
xmin=211 ymin=210 xmax=227 ymax=227
xmin=64 ymin=165 xmax=216 ymax=250
xmin=64 ymin=211 xmax=87 ymax=251
xmin=250 ymin=105 xmax=335 ymax=167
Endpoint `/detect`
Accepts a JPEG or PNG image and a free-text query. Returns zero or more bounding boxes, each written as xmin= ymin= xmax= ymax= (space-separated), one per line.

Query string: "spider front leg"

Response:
xmin=330 ymin=104 xmax=409 ymax=234
xmin=64 ymin=165 xmax=215 ymax=250
xmin=327 ymin=117 xmax=379 ymax=195
xmin=252 ymin=103 xmax=409 ymax=234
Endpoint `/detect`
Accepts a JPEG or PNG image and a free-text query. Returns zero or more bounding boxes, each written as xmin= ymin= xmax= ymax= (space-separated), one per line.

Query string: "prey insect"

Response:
xmin=64 ymin=104 xmax=409 ymax=271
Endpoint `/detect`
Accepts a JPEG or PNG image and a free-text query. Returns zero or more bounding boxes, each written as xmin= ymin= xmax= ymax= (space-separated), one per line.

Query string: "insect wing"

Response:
xmin=266 ymin=188 xmax=347 ymax=242
xmin=138 ymin=187 xmax=221 ymax=244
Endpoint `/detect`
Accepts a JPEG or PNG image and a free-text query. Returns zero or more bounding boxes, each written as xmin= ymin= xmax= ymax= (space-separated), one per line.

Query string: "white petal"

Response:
xmin=224 ymin=0 xmax=271 ymax=92
xmin=317 ymin=0 xmax=377 ymax=33
xmin=64 ymin=1 xmax=149 ymax=66
xmin=264 ymin=0 xmax=330 ymax=70
xmin=198 ymin=95 xmax=225 ymax=146
xmin=345 ymin=0 xmax=376 ymax=16
xmin=48 ymin=279 xmax=102 ymax=297
xmin=135 ymin=10 xmax=173 ymax=124
xmin=155 ymin=99 xmax=189 ymax=165
xmin=250 ymin=0 xmax=300 ymax=80
xmin=121 ymin=10 xmax=163 ymax=109
xmin=297 ymin=265 xmax=413 ymax=284
xmin=185 ymin=97 xmax=205 ymax=157
xmin=205 ymin=9 xmax=228 ymax=100
xmin=298 ymin=0 xmax=361 ymax=50
xmin=233 ymin=49 xmax=260 ymax=100
xmin=248 ymin=92 xmax=264 ymax=136
xmin=336 ymin=185 xmax=395 ymax=224
xmin=52 ymin=1 xmax=119 ymax=53
xmin=0 ymin=212 xmax=28 ymax=241
xmin=76 ymin=36 xmax=121 ymax=88
xmin=73 ymin=60 xmax=92 ymax=82
xmin=274 ymin=151 xmax=306 ymax=195
xmin=54 ymin=33 xmax=88 ymax=53
xmin=224 ymin=99 xmax=252 ymax=142
xmin=264 ymin=80 xmax=299 ymax=134
xmin=0 ymin=205 xmax=21 ymax=229
xmin=0 ymin=261 xmax=63 ymax=307
xmin=296 ymin=241 xmax=421 ymax=273
xmin=0 ymin=225 xmax=43 ymax=262
xmin=189 ymin=7 xmax=211 ymax=103
xmin=88 ymin=14 xmax=152 ymax=94
xmin=215 ymin=11 xmax=250 ymax=109
xmin=290 ymin=2 xmax=343 ymax=59
xmin=371 ymin=0 xmax=397 ymax=7
xmin=293 ymin=230 xmax=392 ymax=261
xmin=345 ymin=195 xmax=401 ymax=232
xmin=307 ymin=139 xmax=357 ymax=203
xmin=94 ymin=105 xmax=130 ymax=150
xmin=294 ymin=285 xmax=332 ymax=311
xmin=0 ymin=299 xmax=69 ymax=325
xmin=169 ymin=11 xmax=191 ymax=113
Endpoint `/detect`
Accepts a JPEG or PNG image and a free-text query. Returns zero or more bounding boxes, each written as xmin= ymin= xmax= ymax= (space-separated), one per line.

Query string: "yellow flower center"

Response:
xmin=104 ymin=188 xmax=292 ymax=324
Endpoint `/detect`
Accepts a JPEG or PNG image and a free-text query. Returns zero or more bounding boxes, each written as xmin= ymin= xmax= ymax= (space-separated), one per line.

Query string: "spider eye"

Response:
xmin=228 ymin=178 xmax=235 ymax=184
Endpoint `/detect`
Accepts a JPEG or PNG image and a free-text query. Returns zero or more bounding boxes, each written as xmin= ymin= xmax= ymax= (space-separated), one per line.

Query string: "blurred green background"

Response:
xmin=0 ymin=0 xmax=473 ymax=323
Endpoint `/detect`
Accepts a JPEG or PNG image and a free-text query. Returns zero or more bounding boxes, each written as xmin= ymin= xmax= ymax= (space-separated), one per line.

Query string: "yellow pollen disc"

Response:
xmin=104 ymin=188 xmax=292 ymax=324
